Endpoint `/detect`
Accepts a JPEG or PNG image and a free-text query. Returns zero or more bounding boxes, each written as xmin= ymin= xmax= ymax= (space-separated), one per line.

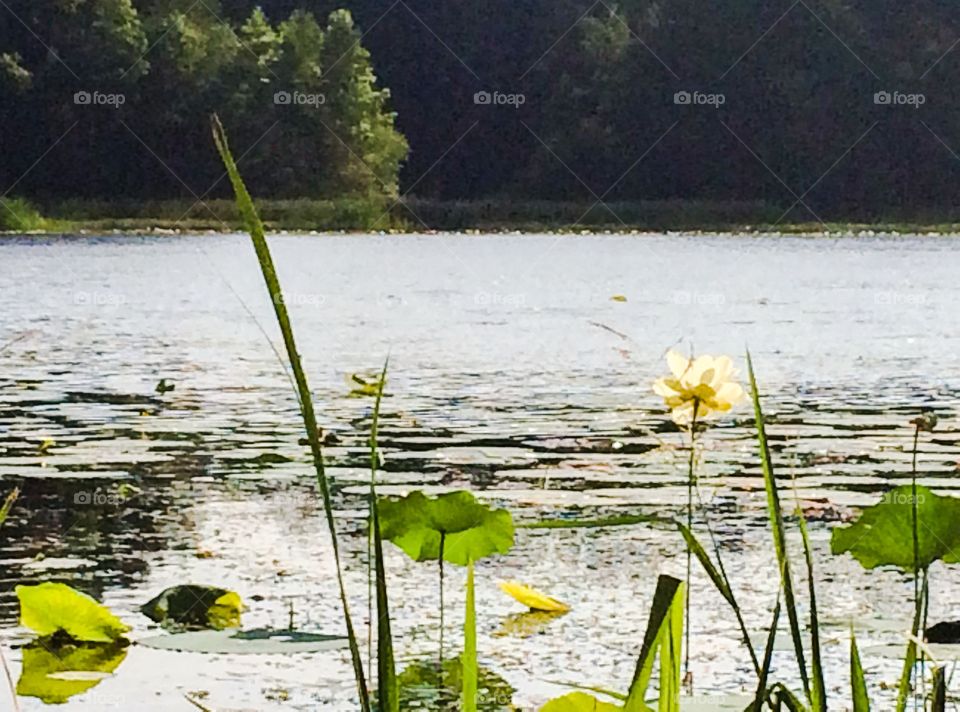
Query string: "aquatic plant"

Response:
xmin=363 ymin=358 xmax=397 ymax=712
xmin=0 ymin=197 xmax=44 ymax=232
xmin=653 ymin=350 xmax=744 ymax=682
xmin=212 ymin=114 xmax=371 ymax=709
xmin=16 ymin=583 xmax=129 ymax=643
xmin=140 ymin=585 xmax=243 ymax=630
xmin=498 ymin=581 xmax=570 ymax=613
xmin=540 ymin=574 xmax=685 ymax=711
xmin=379 ymin=490 xmax=514 ymax=711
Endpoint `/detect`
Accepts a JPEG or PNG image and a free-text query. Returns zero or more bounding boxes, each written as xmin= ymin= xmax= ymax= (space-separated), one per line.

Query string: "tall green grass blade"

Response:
xmin=752 ymin=598 xmax=781 ymax=711
xmin=677 ymin=521 xmax=760 ymax=675
xmin=850 ymin=628 xmax=869 ymax=712
xmin=746 ymin=351 xmax=811 ymax=701
xmin=0 ymin=489 xmax=17 ymax=528
xmin=624 ymin=574 xmax=684 ymax=711
xmin=931 ymin=666 xmax=945 ymax=712
xmin=370 ymin=358 xmax=397 ymax=712
xmin=895 ymin=570 xmax=928 ymax=712
xmin=462 ymin=562 xmax=477 ymax=712
xmin=658 ymin=575 xmax=683 ymax=712
xmin=210 ymin=114 xmax=370 ymax=711
xmin=796 ymin=509 xmax=826 ymax=711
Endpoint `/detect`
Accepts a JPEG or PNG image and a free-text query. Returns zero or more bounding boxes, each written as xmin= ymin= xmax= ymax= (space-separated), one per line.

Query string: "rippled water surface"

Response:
xmin=1 ymin=233 xmax=959 ymax=710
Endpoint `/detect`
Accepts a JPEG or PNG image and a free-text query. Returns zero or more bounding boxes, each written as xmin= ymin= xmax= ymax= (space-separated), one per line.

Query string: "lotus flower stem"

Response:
xmin=911 ymin=420 xmax=922 ymax=709
xmin=684 ymin=398 xmax=700 ymax=684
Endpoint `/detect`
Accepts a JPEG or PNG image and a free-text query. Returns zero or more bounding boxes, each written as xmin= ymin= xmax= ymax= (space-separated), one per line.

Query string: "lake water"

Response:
xmin=1 ymin=233 xmax=959 ymax=710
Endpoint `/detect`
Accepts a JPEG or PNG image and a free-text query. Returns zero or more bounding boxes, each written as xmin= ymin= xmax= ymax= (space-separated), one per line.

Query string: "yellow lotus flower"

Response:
xmin=652 ymin=350 xmax=744 ymax=425
xmin=498 ymin=581 xmax=570 ymax=613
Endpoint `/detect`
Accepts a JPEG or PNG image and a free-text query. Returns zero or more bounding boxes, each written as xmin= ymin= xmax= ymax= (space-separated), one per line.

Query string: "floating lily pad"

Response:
xmin=831 ymin=485 xmax=960 ymax=571
xmin=17 ymin=583 xmax=130 ymax=643
xmin=397 ymin=658 xmax=514 ymax=710
xmin=140 ymin=585 xmax=242 ymax=630
xmin=17 ymin=641 xmax=127 ymax=703
xmin=136 ymin=627 xmax=348 ymax=654
xmin=379 ymin=490 xmax=514 ymax=566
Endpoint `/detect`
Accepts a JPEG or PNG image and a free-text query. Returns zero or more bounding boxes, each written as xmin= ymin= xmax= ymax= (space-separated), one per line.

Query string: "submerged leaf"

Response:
xmin=397 ymin=658 xmax=515 ymax=711
xmin=830 ymin=485 xmax=960 ymax=571
xmin=541 ymin=691 xmax=622 ymax=711
xmin=140 ymin=585 xmax=243 ymax=630
xmin=498 ymin=581 xmax=570 ymax=613
xmin=17 ymin=583 xmax=130 ymax=643
xmin=17 ymin=641 xmax=127 ymax=703
xmin=379 ymin=490 xmax=514 ymax=566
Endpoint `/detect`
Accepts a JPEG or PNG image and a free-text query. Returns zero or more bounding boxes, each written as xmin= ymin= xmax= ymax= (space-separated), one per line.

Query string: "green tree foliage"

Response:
xmin=0 ymin=2 xmax=407 ymax=200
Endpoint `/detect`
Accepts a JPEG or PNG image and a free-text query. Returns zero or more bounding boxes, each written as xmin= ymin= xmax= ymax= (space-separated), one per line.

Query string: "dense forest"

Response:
xmin=3 ymin=0 xmax=960 ymax=216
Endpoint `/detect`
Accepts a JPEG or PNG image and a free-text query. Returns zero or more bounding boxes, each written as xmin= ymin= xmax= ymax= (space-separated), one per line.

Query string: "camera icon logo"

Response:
xmin=474 ymin=91 xmax=492 ymax=105
xmin=274 ymin=91 xmax=292 ymax=105
xmin=674 ymin=91 xmax=691 ymax=105
xmin=874 ymin=91 xmax=891 ymax=105
xmin=74 ymin=91 xmax=92 ymax=105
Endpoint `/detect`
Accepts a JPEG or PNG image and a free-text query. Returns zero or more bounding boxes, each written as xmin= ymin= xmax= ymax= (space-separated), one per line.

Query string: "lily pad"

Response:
xmin=17 ymin=641 xmax=127 ymax=703
xmin=830 ymin=485 xmax=960 ymax=571
xmin=140 ymin=585 xmax=242 ymax=630
xmin=379 ymin=490 xmax=514 ymax=566
xmin=16 ymin=583 xmax=130 ymax=643
xmin=397 ymin=658 xmax=515 ymax=710
xmin=137 ymin=627 xmax=348 ymax=654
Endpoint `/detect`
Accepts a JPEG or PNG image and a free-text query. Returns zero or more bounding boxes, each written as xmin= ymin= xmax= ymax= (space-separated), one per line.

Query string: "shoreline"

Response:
xmin=6 ymin=198 xmax=960 ymax=237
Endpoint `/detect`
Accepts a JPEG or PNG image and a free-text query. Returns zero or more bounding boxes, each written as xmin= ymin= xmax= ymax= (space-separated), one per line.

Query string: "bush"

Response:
xmin=0 ymin=197 xmax=44 ymax=231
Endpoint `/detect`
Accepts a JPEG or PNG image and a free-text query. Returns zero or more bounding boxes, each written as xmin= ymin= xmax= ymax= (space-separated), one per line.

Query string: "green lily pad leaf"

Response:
xmin=16 ymin=583 xmax=130 ymax=643
xmin=540 ymin=691 xmax=622 ymax=711
xmin=136 ymin=627 xmax=348 ymax=654
xmin=830 ymin=485 xmax=960 ymax=572
xmin=397 ymin=658 xmax=515 ymax=710
xmin=379 ymin=490 xmax=514 ymax=566
xmin=140 ymin=585 xmax=242 ymax=630
xmin=17 ymin=641 xmax=127 ymax=703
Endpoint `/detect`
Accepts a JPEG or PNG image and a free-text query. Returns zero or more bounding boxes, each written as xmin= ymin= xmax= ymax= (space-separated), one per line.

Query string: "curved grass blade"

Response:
xmin=850 ymin=628 xmax=869 ymax=712
xmin=624 ymin=574 xmax=684 ymax=711
xmin=796 ymin=509 xmax=826 ymax=710
xmin=211 ymin=114 xmax=370 ymax=711
xmin=0 ymin=488 xmax=18 ymax=528
xmin=677 ymin=521 xmax=760 ymax=675
xmin=746 ymin=351 xmax=811 ymax=702
xmin=462 ymin=562 xmax=477 ymax=712
xmin=932 ymin=666 xmax=945 ymax=712
xmin=895 ymin=570 xmax=928 ymax=712
xmin=752 ymin=598 xmax=781 ymax=712
xmin=370 ymin=358 xmax=397 ymax=712
xmin=769 ymin=684 xmax=810 ymax=712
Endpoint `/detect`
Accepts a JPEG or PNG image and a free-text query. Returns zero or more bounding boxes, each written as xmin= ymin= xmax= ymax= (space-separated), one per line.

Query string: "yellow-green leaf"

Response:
xmin=16 ymin=583 xmax=130 ymax=643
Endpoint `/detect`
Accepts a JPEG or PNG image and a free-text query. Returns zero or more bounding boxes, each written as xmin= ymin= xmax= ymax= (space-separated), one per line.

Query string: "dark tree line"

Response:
xmin=3 ymin=0 xmax=960 ymax=216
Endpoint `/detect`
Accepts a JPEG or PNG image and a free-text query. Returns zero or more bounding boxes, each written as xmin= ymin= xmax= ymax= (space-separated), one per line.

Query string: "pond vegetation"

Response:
xmin=0 ymin=118 xmax=957 ymax=710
